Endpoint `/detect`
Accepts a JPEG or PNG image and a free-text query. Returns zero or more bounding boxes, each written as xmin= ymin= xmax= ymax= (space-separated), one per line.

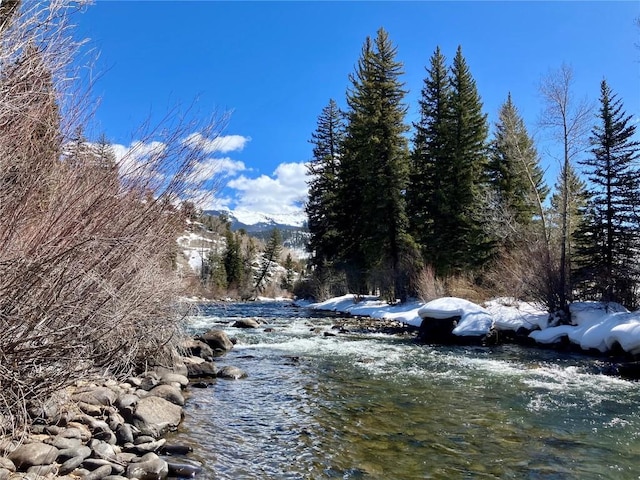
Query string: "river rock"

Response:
xmin=217 ymin=365 xmax=247 ymax=380
xmin=167 ymin=460 xmax=202 ymax=478
xmin=26 ymin=464 xmax=58 ymax=477
xmin=126 ymin=438 xmax=165 ymax=454
xmin=58 ymin=454 xmax=86 ymax=475
xmin=52 ymin=435 xmax=83 ymax=450
xmin=148 ymin=385 xmax=184 ymax=407
xmin=57 ymin=445 xmax=91 ymax=462
xmin=126 ymin=453 xmax=168 ymax=480
xmin=198 ymin=329 xmax=234 ymax=354
xmin=91 ymin=440 xmax=117 ymax=460
xmin=116 ymin=394 xmax=140 ymax=417
xmin=186 ymin=361 xmax=218 ymax=379
xmin=84 ymin=464 xmax=113 ymax=480
xmin=232 ymin=318 xmax=260 ymax=328
xmin=133 ymin=397 xmax=182 ymax=437
xmin=0 ymin=458 xmax=15 ymax=472
xmin=8 ymin=442 xmax=59 ymax=469
xmin=139 ymin=374 xmax=160 ymax=392
xmin=0 ymin=469 xmax=9 ymax=480
xmin=73 ymin=387 xmax=118 ymax=407
xmin=159 ymin=373 xmax=189 ymax=388
xmin=115 ymin=423 xmax=135 ymax=445
xmin=182 ymin=339 xmax=215 ymax=361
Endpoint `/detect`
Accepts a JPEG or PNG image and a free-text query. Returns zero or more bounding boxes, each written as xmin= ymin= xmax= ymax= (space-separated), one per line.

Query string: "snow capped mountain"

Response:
xmin=205 ymin=207 xmax=307 ymax=231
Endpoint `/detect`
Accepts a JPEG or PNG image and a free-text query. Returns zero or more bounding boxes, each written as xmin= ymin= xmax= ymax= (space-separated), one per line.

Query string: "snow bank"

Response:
xmin=305 ymin=294 xmax=640 ymax=355
xmin=418 ymin=297 xmax=493 ymax=337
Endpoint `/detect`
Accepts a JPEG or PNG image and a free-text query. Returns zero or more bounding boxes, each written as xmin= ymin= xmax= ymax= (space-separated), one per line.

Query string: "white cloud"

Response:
xmin=188 ymin=157 xmax=246 ymax=183
xmin=184 ymin=132 xmax=251 ymax=154
xmin=226 ymin=162 xmax=308 ymax=215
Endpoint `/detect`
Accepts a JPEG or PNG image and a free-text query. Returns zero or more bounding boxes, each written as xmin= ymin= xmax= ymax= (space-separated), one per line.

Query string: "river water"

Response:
xmin=170 ymin=301 xmax=640 ymax=479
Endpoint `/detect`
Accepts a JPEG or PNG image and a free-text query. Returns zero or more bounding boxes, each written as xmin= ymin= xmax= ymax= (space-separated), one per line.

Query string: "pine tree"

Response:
xmin=254 ymin=228 xmax=282 ymax=295
xmin=488 ymin=94 xmax=548 ymax=244
xmin=339 ymin=28 xmax=416 ymax=300
xmin=407 ymin=47 xmax=451 ymax=264
xmin=573 ymin=80 xmax=640 ymax=306
xmin=306 ymin=99 xmax=345 ymax=273
xmin=223 ymin=227 xmax=244 ymax=289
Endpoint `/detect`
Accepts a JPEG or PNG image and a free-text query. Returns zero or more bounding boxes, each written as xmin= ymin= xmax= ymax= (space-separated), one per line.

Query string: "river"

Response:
xmin=169 ymin=301 xmax=640 ymax=479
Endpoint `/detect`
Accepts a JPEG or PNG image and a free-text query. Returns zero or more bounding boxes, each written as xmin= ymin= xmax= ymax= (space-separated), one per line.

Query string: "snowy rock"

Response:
xmin=418 ymin=297 xmax=493 ymax=338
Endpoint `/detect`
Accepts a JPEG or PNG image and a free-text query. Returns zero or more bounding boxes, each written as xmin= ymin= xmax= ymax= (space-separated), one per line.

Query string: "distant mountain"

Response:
xmin=203 ymin=208 xmax=307 ymax=232
xmin=203 ymin=208 xmax=310 ymax=258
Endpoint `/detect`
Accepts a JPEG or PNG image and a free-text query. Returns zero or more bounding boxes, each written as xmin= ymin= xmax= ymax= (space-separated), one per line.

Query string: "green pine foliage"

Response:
xmin=573 ymin=80 xmax=640 ymax=307
xmin=306 ymin=99 xmax=345 ymax=273
xmin=407 ymin=47 xmax=451 ymax=265
xmin=408 ymin=46 xmax=491 ymax=277
xmin=339 ymin=28 xmax=416 ymax=301
xmin=489 ymin=94 xmax=548 ymax=228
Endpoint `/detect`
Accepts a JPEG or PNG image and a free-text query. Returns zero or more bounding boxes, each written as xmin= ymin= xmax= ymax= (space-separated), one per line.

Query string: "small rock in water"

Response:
xmin=217 ymin=365 xmax=247 ymax=380
xmin=232 ymin=318 xmax=260 ymax=328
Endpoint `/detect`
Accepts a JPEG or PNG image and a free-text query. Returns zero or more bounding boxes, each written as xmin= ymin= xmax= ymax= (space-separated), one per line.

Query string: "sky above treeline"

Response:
xmin=75 ymin=1 xmax=640 ymax=218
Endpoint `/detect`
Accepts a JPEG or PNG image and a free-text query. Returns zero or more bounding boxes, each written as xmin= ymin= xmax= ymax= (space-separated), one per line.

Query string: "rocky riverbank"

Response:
xmin=0 ymin=328 xmax=244 ymax=480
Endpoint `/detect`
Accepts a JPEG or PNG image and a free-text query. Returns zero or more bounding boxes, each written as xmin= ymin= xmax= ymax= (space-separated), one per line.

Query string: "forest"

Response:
xmin=304 ymin=27 xmax=640 ymax=314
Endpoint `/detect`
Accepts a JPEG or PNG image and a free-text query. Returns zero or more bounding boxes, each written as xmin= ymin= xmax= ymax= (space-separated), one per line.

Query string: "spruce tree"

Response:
xmin=573 ymin=80 xmax=640 ymax=306
xmin=306 ymin=99 xmax=345 ymax=274
xmin=488 ymin=94 xmax=548 ymax=238
xmin=340 ymin=28 xmax=416 ymax=300
xmin=407 ymin=47 xmax=451 ymax=265
xmin=254 ymin=228 xmax=282 ymax=295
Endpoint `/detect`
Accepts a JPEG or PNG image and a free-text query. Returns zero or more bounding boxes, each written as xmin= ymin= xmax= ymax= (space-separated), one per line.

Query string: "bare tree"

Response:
xmin=538 ymin=64 xmax=592 ymax=310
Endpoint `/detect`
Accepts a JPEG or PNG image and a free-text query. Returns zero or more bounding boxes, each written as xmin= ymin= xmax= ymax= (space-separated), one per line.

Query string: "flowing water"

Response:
xmin=170 ymin=301 xmax=640 ymax=479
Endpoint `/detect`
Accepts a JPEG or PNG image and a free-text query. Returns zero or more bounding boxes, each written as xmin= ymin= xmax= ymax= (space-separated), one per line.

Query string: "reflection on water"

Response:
xmin=170 ymin=302 xmax=640 ymax=479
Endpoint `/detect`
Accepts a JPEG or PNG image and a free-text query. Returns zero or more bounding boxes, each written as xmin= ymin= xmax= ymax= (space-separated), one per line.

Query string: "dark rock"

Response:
xmin=186 ymin=361 xmax=218 ymax=379
xmin=197 ymin=329 xmax=234 ymax=354
xmin=126 ymin=439 xmax=166 ymax=455
xmin=134 ymin=436 xmax=156 ymax=445
xmin=52 ymin=435 xmax=83 ymax=450
xmin=159 ymin=443 xmax=193 ymax=456
xmin=58 ymin=455 xmax=86 ymax=475
xmin=190 ymin=381 xmax=212 ymax=388
xmin=140 ymin=374 xmax=160 ymax=392
xmin=217 ymin=365 xmax=247 ymax=380
xmin=416 ymin=315 xmax=460 ymax=344
xmin=323 ymin=331 xmax=336 ymax=337
xmin=115 ymin=423 xmax=135 ymax=445
xmin=167 ymin=460 xmax=202 ymax=478
xmin=57 ymin=445 xmax=91 ymax=462
xmin=116 ymin=394 xmax=140 ymax=417
xmin=182 ymin=340 xmax=215 ymax=361
xmin=232 ymin=318 xmax=260 ymax=328
xmin=83 ymin=464 xmax=113 ymax=480
xmin=8 ymin=442 xmax=59 ymax=469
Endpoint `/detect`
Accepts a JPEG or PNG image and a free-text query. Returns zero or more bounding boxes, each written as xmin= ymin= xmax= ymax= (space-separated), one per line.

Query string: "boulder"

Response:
xmin=186 ymin=361 xmax=218 ymax=379
xmin=149 ymin=385 xmax=185 ymax=407
xmin=198 ymin=329 xmax=234 ymax=354
xmin=126 ymin=453 xmax=168 ymax=480
xmin=159 ymin=373 xmax=189 ymax=388
xmin=84 ymin=464 xmax=113 ymax=480
xmin=0 ymin=458 xmax=15 ymax=472
xmin=217 ymin=365 xmax=247 ymax=380
xmin=232 ymin=318 xmax=260 ymax=329
xmin=8 ymin=442 xmax=59 ymax=469
xmin=73 ymin=387 xmax=117 ymax=407
xmin=181 ymin=340 xmax=215 ymax=361
xmin=133 ymin=397 xmax=182 ymax=437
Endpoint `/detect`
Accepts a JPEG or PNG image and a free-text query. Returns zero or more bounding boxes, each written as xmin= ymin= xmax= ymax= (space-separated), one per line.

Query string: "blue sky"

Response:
xmin=76 ymin=1 xmax=639 ymax=217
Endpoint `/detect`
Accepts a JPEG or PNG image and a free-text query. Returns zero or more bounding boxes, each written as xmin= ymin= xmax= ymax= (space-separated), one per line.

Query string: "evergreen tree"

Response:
xmin=339 ymin=28 xmax=416 ymax=301
xmin=489 ymin=94 xmax=548 ymax=229
xmin=281 ymin=253 xmax=295 ymax=291
xmin=254 ymin=228 xmax=282 ymax=295
xmin=223 ymin=227 xmax=244 ymax=289
xmin=407 ymin=47 xmax=451 ymax=264
xmin=445 ymin=46 xmax=491 ymax=272
xmin=306 ymin=99 xmax=345 ymax=273
xmin=573 ymin=80 xmax=640 ymax=306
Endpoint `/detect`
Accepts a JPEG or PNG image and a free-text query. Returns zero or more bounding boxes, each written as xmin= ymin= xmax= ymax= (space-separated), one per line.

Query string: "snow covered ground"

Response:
xmin=303 ymin=294 xmax=640 ymax=355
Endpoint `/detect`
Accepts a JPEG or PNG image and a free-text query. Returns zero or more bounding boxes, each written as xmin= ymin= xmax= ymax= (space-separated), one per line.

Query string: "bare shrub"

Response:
xmin=415 ymin=265 xmax=446 ymax=303
xmin=0 ymin=1 xmax=224 ymax=434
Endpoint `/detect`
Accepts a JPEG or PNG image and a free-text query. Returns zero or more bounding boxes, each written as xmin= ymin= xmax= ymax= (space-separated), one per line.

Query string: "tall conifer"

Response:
xmin=340 ymin=28 xmax=415 ymax=300
xmin=573 ymin=80 xmax=640 ymax=306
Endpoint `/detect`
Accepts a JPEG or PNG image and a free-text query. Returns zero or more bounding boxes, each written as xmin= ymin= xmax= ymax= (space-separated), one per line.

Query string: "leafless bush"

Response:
xmin=415 ymin=265 xmax=446 ymax=302
xmin=0 ymin=1 xmax=224 ymax=435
